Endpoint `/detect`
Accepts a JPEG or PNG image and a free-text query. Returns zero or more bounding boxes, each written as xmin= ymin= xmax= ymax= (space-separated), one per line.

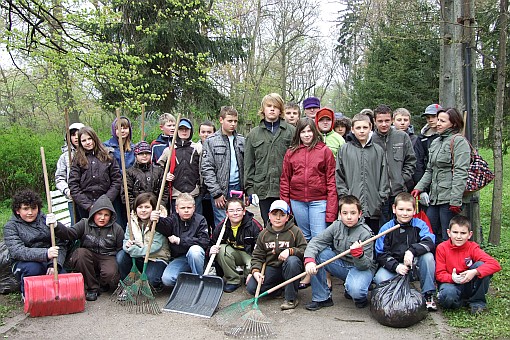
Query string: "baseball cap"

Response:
xmin=269 ymin=200 xmax=290 ymax=214
xmin=69 ymin=123 xmax=85 ymax=131
xmin=422 ymin=104 xmax=443 ymax=117
xmin=178 ymin=119 xmax=192 ymax=129
xmin=303 ymin=97 xmax=320 ymax=109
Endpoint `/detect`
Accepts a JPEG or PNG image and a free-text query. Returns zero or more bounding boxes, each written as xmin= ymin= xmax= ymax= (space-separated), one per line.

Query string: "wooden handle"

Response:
xmin=203 ymin=218 xmax=228 ymax=275
xmin=146 ymin=114 xmax=182 ymax=264
xmin=254 ymin=263 xmax=266 ymax=298
xmin=261 ymin=223 xmax=401 ymax=296
xmin=140 ymin=104 xmax=145 ymax=142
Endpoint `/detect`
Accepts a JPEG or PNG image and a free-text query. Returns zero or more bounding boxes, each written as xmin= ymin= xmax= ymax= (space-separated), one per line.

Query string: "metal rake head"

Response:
xmin=224 ymin=309 xmax=276 ymax=339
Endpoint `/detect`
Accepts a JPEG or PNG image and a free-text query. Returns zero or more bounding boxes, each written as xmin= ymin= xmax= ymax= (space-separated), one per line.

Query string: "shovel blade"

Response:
xmin=23 ymin=273 xmax=85 ymax=317
xmin=163 ymin=272 xmax=223 ymax=318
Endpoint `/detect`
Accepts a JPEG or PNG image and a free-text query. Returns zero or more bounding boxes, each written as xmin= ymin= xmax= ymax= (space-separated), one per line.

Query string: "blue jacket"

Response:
xmin=104 ymin=116 xmax=135 ymax=172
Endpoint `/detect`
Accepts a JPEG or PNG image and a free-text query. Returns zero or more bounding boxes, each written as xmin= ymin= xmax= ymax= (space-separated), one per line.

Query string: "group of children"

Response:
xmin=2 ymin=94 xmax=501 ymax=318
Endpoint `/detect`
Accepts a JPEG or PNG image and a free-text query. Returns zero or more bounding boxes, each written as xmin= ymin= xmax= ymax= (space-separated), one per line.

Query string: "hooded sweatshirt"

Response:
xmin=315 ymin=108 xmax=345 ymax=158
xmin=104 ymin=116 xmax=135 ymax=172
xmin=55 ymin=123 xmax=85 ymax=199
xmin=54 ymin=194 xmax=124 ymax=256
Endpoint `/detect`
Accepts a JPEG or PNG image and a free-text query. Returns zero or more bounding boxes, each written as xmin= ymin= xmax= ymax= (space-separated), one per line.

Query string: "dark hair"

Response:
xmin=199 ymin=121 xmax=216 ymax=133
xmin=373 ymin=104 xmax=392 ymax=118
xmin=449 ymin=215 xmax=472 ymax=231
xmin=439 ymin=108 xmax=464 ymax=132
xmin=12 ymin=189 xmax=43 ymax=215
xmin=226 ymin=197 xmax=245 ymax=210
xmin=285 ymin=102 xmax=301 ymax=113
xmin=74 ymin=126 xmax=113 ymax=168
xmin=290 ymin=117 xmax=322 ymax=151
xmin=134 ymin=192 xmax=157 ymax=211
xmin=219 ymin=106 xmax=239 ymax=119
xmin=334 ymin=117 xmax=352 ymax=133
xmin=339 ymin=195 xmax=362 ymax=212
xmin=394 ymin=192 xmax=416 ymax=207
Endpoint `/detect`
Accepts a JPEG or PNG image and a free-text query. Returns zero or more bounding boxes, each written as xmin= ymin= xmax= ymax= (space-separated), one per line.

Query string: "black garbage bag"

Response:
xmin=0 ymin=241 xmax=20 ymax=294
xmin=370 ymin=273 xmax=427 ymax=328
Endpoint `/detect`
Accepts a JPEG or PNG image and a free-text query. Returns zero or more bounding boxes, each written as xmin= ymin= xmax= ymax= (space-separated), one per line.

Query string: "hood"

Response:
xmin=348 ymin=131 xmax=374 ymax=148
xmin=110 ymin=116 xmax=133 ymax=142
xmin=88 ymin=195 xmax=117 ymax=228
xmin=176 ymin=118 xmax=194 ymax=143
xmin=266 ymin=215 xmax=296 ymax=234
xmin=315 ymin=107 xmax=335 ymax=133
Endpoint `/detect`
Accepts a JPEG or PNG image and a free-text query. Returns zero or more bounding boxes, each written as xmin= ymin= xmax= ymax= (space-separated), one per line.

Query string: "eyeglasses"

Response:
xmin=227 ymin=208 xmax=244 ymax=213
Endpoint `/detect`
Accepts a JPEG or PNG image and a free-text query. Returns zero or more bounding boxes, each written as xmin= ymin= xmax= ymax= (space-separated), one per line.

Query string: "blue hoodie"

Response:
xmin=104 ymin=116 xmax=135 ymax=172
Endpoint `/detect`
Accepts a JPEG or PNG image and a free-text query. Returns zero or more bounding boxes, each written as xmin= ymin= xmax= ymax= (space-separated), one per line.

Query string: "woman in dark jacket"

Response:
xmin=68 ymin=126 xmax=122 ymax=220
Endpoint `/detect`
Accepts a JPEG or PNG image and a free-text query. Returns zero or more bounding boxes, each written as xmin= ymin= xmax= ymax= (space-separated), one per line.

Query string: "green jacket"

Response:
xmin=304 ymin=219 xmax=376 ymax=272
xmin=244 ymin=119 xmax=295 ymax=199
xmin=322 ymin=130 xmax=345 ymax=158
xmin=415 ymin=129 xmax=470 ymax=207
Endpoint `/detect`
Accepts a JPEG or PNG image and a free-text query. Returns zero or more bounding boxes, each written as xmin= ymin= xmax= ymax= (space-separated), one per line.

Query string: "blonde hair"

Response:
xmin=176 ymin=193 xmax=195 ymax=207
xmin=159 ymin=113 xmax=176 ymax=125
xmin=258 ymin=93 xmax=285 ymax=119
xmin=352 ymin=113 xmax=372 ymax=128
xmin=393 ymin=108 xmax=411 ymax=119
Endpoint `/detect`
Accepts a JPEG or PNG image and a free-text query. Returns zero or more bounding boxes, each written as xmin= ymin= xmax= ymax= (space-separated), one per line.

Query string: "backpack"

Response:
xmin=450 ymin=134 xmax=495 ymax=194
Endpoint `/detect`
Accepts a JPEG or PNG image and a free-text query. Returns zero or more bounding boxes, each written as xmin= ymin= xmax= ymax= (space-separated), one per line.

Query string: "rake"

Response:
xmin=215 ymin=224 xmax=401 ymax=338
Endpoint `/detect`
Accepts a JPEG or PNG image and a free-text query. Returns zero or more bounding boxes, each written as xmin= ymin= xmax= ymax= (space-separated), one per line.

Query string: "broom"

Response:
xmin=111 ymin=108 xmax=141 ymax=303
xmin=125 ymin=114 xmax=181 ymax=314
xmin=216 ymin=223 xmax=401 ymax=337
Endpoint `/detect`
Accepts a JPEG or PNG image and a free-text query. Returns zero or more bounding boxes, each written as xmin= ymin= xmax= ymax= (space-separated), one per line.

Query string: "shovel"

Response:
xmin=162 ymin=218 xmax=228 ymax=318
xmin=23 ymin=147 xmax=85 ymax=317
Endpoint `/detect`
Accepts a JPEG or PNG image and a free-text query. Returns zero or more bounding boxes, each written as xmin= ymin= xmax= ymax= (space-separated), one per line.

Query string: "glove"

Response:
xmin=452 ymin=268 xmax=463 ymax=284
xmin=350 ymin=247 xmax=363 ymax=258
xmin=64 ymin=188 xmax=72 ymax=200
xmin=419 ymin=192 xmax=430 ymax=206
xmin=250 ymin=194 xmax=259 ymax=207
xmin=449 ymin=205 xmax=462 ymax=215
xmin=410 ymin=189 xmax=421 ymax=198
xmin=45 ymin=213 xmax=57 ymax=226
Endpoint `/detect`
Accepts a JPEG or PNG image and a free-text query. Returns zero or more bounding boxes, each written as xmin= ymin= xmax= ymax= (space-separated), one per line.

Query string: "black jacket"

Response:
xmin=210 ymin=211 xmax=263 ymax=255
xmin=122 ymin=162 xmax=168 ymax=208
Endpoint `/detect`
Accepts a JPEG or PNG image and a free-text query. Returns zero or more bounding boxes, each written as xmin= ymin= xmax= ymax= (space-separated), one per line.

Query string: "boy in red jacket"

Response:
xmin=436 ymin=215 xmax=501 ymax=314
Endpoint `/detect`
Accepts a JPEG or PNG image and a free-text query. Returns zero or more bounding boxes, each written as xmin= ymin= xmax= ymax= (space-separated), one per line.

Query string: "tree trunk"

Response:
xmin=489 ymin=0 xmax=507 ymax=245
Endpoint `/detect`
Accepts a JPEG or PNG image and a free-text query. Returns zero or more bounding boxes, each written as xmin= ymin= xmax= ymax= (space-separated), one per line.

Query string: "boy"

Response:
xmin=315 ymin=107 xmax=345 ymax=157
xmin=150 ymin=193 xmax=209 ymax=288
xmin=247 ymin=200 xmax=307 ymax=310
xmin=53 ymin=194 xmax=124 ymax=301
xmin=209 ymin=197 xmax=263 ymax=293
xmin=202 ymin=106 xmax=245 ymax=226
xmin=158 ymin=118 xmax=202 ymax=213
xmin=393 ymin=108 xmax=426 ymax=188
xmin=3 ymin=190 xmax=67 ymax=298
xmin=372 ymin=104 xmax=416 ymax=225
xmin=244 ymin=93 xmax=295 ymax=224
xmin=374 ymin=192 xmax=437 ymax=311
xmin=198 ymin=121 xmax=216 ymax=145
xmin=336 ymin=113 xmax=389 ymax=233
xmin=334 ymin=115 xmax=351 ymax=138
xmin=197 ymin=120 xmax=216 ymax=231
xmin=284 ymin=102 xmax=300 ymax=126
xmin=302 ymin=96 xmax=320 ymax=119
xmin=151 ymin=112 xmax=177 ymax=164
xmin=436 ymin=215 xmax=501 ymax=314
xmin=123 ymin=141 xmax=168 ymax=208
xmin=419 ymin=103 xmax=441 ymax=156
xmin=304 ymin=195 xmax=376 ymax=310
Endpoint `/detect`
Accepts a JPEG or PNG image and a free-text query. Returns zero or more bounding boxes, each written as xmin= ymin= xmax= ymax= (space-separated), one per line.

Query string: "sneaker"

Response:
xmin=153 ymin=285 xmax=164 ymax=294
xmin=99 ymin=284 xmax=110 ymax=293
xmin=86 ymin=290 xmax=98 ymax=301
xmin=305 ymin=298 xmax=334 ymax=311
xmin=223 ymin=283 xmax=241 ymax=293
xmin=344 ymin=291 xmax=352 ymax=300
xmin=280 ymin=299 xmax=299 ymax=310
xmin=425 ymin=294 xmax=437 ymax=311
xmin=354 ymin=299 xmax=368 ymax=308
xmin=470 ymin=305 xmax=487 ymax=315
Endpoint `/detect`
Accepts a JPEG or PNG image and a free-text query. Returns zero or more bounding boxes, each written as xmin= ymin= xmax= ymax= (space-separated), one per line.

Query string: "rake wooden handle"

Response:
xmin=204 ymin=218 xmax=228 ymax=275
xmin=254 ymin=263 xmax=266 ymax=298
xmin=260 ymin=223 xmax=401 ymax=297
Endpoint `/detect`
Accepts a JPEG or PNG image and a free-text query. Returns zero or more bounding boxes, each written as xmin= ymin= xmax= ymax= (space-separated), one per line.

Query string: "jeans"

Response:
xmin=161 ymin=245 xmax=205 ymax=287
xmin=211 ymin=183 xmax=241 ymax=227
xmin=310 ymin=248 xmax=373 ymax=303
xmin=437 ymin=262 xmax=491 ymax=309
xmin=259 ymin=198 xmax=278 ymax=226
xmin=290 ymin=200 xmax=327 ymax=241
xmin=426 ymin=203 xmax=458 ymax=243
xmin=246 ymin=256 xmax=303 ymax=301
xmin=374 ymin=252 xmax=436 ymax=295
xmin=13 ymin=261 xmax=65 ymax=296
xmin=68 ymin=201 xmax=76 ymax=225
xmin=116 ymin=250 xmax=167 ymax=287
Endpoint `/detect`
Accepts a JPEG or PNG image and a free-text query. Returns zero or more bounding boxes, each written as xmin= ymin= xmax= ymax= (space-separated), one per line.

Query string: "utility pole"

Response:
xmin=439 ymin=0 xmax=480 ymax=242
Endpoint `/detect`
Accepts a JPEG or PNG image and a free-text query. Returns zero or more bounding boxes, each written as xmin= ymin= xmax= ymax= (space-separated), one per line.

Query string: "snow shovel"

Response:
xmin=24 ymin=147 xmax=85 ymax=317
xmin=162 ymin=218 xmax=228 ymax=318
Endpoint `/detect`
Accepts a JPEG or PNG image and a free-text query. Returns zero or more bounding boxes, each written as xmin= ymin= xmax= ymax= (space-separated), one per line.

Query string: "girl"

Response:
xmin=68 ymin=126 xmax=122 ymax=220
xmin=412 ymin=107 xmax=470 ymax=243
xmin=116 ymin=192 xmax=170 ymax=292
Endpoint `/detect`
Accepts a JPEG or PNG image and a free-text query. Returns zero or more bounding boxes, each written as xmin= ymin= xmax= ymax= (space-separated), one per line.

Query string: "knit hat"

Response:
xmin=303 ymin=97 xmax=320 ymax=109
xmin=334 ymin=112 xmax=344 ymax=120
xmin=134 ymin=141 xmax=151 ymax=155
xmin=422 ymin=104 xmax=443 ymax=117
xmin=269 ymin=200 xmax=290 ymax=214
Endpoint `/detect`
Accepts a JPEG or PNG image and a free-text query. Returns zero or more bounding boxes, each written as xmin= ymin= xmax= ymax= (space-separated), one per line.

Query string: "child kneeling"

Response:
xmin=304 ymin=195 xmax=376 ymax=310
xmin=436 ymin=215 xmax=501 ymax=314
xmin=374 ymin=192 xmax=437 ymax=311
xmin=247 ymin=200 xmax=307 ymax=310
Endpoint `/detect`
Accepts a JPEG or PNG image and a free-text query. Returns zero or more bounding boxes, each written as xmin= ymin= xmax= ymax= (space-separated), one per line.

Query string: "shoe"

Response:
xmin=305 ymin=298 xmax=334 ymax=311
xmin=223 ymin=283 xmax=240 ymax=293
xmin=280 ymin=299 xmax=299 ymax=310
xmin=86 ymin=290 xmax=98 ymax=301
xmin=153 ymin=285 xmax=164 ymax=294
xmin=470 ymin=305 xmax=487 ymax=315
xmin=344 ymin=291 xmax=352 ymax=300
xmin=298 ymin=282 xmax=311 ymax=290
xmin=425 ymin=294 xmax=438 ymax=311
xmin=354 ymin=299 xmax=368 ymax=308
xmin=99 ymin=284 xmax=110 ymax=293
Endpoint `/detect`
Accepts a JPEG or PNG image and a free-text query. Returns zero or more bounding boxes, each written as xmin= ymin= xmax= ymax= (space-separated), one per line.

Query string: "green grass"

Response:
xmin=442 ymin=149 xmax=510 ymax=339
xmin=0 ymin=293 xmax=21 ymax=326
